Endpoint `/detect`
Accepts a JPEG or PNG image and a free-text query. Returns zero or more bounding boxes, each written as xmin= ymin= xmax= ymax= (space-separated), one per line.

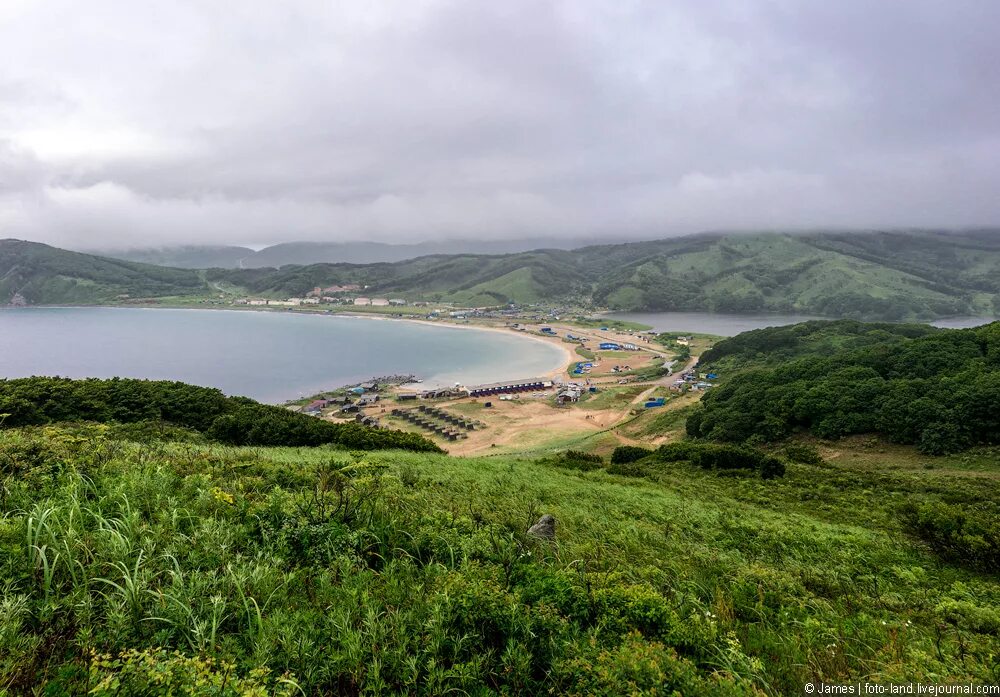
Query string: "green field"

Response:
xmin=2 ymin=426 xmax=998 ymax=694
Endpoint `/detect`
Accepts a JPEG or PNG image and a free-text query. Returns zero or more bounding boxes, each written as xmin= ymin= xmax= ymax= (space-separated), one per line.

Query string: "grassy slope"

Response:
xmin=2 ymin=425 xmax=998 ymax=693
xmin=210 ymin=230 xmax=1000 ymax=319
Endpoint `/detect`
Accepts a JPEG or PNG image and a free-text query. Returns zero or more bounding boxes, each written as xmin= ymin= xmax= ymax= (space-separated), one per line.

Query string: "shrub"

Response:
xmin=552 ymin=632 xmax=751 ymax=697
xmin=546 ymin=450 xmax=605 ymax=471
xmin=655 ymin=442 xmax=702 ymax=462
xmin=87 ymin=649 xmax=300 ymax=696
xmin=610 ymin=445 xmax=653 ymax=465
xmin=652 ymin=442 xmax=785 ymax=479
xmin=917 ymin=422 xmax=971 ymax=456
xmin=0 ymin=377 xmax=441 ymax=453
xmin=781 ymin=442 xmax=823 ymax=465
xmin=901 ymin=501 xmax=1000 ymax=571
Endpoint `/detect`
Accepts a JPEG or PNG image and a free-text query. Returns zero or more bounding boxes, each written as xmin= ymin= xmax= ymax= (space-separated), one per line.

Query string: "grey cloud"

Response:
xmin=0 ymin=0 xmax=997 ymax=250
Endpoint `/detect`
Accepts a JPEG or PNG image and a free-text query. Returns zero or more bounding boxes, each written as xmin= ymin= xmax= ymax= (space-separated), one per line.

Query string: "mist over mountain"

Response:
xmin=92 ymin=245 xmax=255 ymax=269
xmin=89 ymin=237 xmax=609 ymax=269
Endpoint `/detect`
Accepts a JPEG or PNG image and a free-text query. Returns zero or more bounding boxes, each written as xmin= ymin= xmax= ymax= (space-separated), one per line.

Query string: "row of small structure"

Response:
xmin=391 ymin=406 xmax=482 ymax=441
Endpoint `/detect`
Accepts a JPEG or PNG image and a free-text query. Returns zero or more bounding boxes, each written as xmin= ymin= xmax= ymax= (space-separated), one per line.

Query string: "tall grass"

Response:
xmin=0 ymin=426 xmax=998 ymax=693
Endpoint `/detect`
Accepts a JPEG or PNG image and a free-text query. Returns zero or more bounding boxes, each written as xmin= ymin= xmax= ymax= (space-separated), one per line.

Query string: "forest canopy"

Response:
xmin=0 ymin=377 xmax=441 ymax=453
xmin=689 ymin=320 xmax=1000 ymax=454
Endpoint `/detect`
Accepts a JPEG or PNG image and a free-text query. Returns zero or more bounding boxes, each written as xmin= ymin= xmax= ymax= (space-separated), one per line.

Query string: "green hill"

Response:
xmin=7 ymin=230 xmax=1000 ymax=319
xmin=691 ymin=319 xmax=1000 ymax=453
xmin=209 ymin=230 xmax=1000 ymax=319
xmin=0 ymin=239 xmax=208 ymax=304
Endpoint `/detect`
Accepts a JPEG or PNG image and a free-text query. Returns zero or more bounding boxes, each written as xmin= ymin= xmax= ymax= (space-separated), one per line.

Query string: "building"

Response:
xmin=370 ymin=298 xmax=390 ymax=306
xmin=389 ymin=299 xmax=406 ymax=306
xmin=301 ymin=297 xmax=320 ymax=305
xmin=599 ymin=342 xmax=621 ymax=350
xmin=556 ymin=384 xmax=583 ymax=404
xmin=356 ymin=414 xmax=380 ymax=428
xmin=353 ymin=297 xmax=371 ymax=306
xmin=467 ymin=377 xmax=553 ymax=398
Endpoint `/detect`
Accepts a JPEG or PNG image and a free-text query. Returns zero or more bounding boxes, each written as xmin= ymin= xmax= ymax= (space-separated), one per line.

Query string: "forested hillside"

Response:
xmin=690 ymin=320 xmax=1000 ymax=454
xmin=209 ymin=229 xmax=1000 ymax=319
xmin=0 ymin=239 xmax=206 ymax=304
xmin=6 ymin=230 xmax=1000 ymax=319
xmin=0 ymin=376 xmax=440 ymax=452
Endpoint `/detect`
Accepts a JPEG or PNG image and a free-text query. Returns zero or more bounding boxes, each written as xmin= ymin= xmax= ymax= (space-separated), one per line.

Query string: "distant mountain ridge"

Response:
xmin=90 ymin=237 xmax=606 ymax=269
xmin=7 ymin=229 xmax=1000 ymax=320
xmin=92 ymin=245 xmax=254 ymax=269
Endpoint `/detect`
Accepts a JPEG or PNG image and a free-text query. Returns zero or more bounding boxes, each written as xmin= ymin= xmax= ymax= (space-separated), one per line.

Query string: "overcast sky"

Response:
xmin=1 ymin=0 xmax=998 ymax=250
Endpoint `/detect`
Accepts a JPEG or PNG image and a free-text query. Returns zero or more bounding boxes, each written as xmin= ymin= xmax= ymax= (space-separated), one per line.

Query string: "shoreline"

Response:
xmin=3 ymin=303 xmax=576 ymax=393
xmin=330 ymin=311 xmax=576 ymax=382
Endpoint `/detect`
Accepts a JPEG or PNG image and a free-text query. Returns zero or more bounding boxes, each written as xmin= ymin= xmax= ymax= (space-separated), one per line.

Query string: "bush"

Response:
xmin=607 ymin=459 xmax=659 ymax=478
xmin=917 ymin=422 xmax=971 ymax=456
xmin=781 ymin=442 xmax=823 ymax=465
xmin=610 ymin=445 xmax=653 ymax=465
xmin=0 ymin=377 xmax=441 ymax=453
xmin=653 ymin=442 xmax=785 ymax=479
xmin=546 ymin=450 xmax=605 ymax=471
xmin=901 ymin=501 xmax=1000 ymax=571
xmin=87 ymin=649 xmax=299 ymax=696
xmin=655 ymin=442 xmax=702 ymax=462
xmin=553 ymin=632 xmax=750 ymax=697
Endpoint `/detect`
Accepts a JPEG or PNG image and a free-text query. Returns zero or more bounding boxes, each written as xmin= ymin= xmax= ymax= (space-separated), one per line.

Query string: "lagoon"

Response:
xmin=0 ymin=307 xmax=566 ymax=403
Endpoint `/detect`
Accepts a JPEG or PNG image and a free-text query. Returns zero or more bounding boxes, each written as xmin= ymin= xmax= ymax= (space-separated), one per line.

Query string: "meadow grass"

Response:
xmin=1 ymin=426 xmax=998 ymax=694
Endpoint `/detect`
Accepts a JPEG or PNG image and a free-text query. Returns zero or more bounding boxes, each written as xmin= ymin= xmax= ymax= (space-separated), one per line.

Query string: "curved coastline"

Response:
xmin=1 ymin=305 xmax=574 ymax=399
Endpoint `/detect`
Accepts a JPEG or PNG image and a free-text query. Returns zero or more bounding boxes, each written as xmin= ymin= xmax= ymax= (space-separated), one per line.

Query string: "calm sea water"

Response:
xmin=607 ymin=311 xmax=998 ymax=336
xmin=0 ymin=307 xmax=565 ymax=403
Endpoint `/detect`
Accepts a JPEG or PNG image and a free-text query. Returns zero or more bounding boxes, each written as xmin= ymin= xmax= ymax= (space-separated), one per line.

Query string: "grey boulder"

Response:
xmin=527 ymin=514 xmax=556 ymax=540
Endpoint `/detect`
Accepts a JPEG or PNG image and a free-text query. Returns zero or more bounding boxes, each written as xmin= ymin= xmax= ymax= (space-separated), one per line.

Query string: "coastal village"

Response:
xmin=272 ymin=295 xmax=721 ymax=456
